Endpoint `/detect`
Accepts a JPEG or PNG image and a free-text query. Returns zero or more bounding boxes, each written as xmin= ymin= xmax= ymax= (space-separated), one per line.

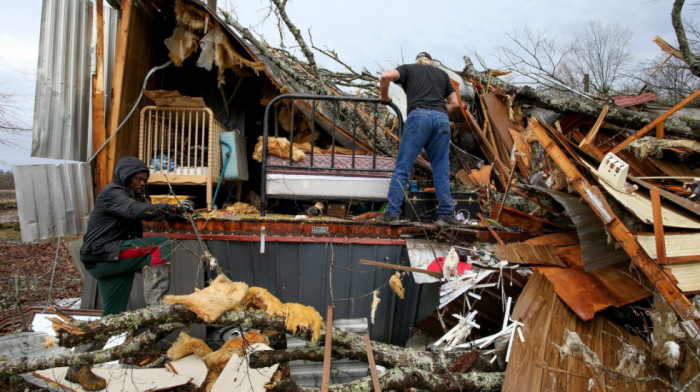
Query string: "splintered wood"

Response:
xmin=492 ymin=243 xmax=567 ymax=267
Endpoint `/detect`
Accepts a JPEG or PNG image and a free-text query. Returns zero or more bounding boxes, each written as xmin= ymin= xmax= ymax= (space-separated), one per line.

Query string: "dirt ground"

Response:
xmin=0 ymin=191 xmax=83 ymax=335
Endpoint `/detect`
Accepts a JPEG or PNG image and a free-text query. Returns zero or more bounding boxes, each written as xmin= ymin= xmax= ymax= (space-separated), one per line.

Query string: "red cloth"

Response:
xmin=426 ymin=256 xmax=471 ymax=276
xmin=119 ymin=246 xmax=167 ymax=266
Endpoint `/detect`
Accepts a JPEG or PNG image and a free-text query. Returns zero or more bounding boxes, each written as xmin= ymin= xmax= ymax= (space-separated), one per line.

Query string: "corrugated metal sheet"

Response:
xmin=80 ymin=239 xmax=431 ymax=345
xmin=31 ymin=0 xmax=119 ymax=161
xmin=532 ymin=186 xmax=630 ymax=271
xmin=13 ymin=163 xmax=94 ymax=242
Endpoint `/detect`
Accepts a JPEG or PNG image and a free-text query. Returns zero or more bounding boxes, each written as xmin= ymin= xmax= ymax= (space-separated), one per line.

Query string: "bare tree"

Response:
xmin=635 ymin=54 xmax=700 ymax=104
xmin=494 ymin=26 xmax=575 ymax=94
xmin=495 ymin=21 xmax=633 ymax=97
xmin=567 ymin=20 xmax=633 ymax=95
xmin=0 ymin=90 xmax=30 ymax=161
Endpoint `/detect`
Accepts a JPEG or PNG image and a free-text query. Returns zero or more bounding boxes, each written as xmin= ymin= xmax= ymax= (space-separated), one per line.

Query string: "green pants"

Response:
xmin=86 ymin=236 xmax=173 ymax=316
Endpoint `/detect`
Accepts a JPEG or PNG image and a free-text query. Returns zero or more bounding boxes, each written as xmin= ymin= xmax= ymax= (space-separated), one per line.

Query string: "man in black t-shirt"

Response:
xmin=377 ymin=52 xmax=460 ymax=226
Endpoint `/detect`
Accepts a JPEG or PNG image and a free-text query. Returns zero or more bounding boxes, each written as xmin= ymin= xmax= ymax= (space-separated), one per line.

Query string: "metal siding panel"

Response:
xmin=32 ymin=0 xmax=94 ymax=161
xmin=13 ymin=163 xmax=94 ymax=242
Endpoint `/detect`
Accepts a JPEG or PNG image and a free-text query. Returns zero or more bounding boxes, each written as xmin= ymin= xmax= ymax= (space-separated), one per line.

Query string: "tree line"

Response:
xmin=0 ymin=170 xmax=15 ymax=189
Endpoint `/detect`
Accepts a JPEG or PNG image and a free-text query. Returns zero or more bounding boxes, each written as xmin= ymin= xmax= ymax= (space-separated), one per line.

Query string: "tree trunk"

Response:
xmin=461 ymin=57 xmax=699 ymax=141
xmin=270 ymin=367 xmax=504 ymax=392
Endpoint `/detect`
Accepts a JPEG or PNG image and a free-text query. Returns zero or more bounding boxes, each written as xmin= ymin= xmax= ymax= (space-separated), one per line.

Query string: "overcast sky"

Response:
xmin=0 ymin=0 xmax=696 ymax=171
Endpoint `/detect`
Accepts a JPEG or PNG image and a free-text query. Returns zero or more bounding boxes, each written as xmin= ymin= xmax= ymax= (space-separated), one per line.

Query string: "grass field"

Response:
xmin=0 ymin=189 xmax=16 ymax=201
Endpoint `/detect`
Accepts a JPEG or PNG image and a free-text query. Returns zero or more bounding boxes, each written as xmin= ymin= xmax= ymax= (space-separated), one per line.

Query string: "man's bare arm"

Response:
xmin=446 ymin=91 xmax=459 ymax=114
xmin=379 ymin=69 xmax=400 ymax=103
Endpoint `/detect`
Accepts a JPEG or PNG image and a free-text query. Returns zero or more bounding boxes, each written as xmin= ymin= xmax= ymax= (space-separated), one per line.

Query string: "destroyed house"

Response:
xmin=11 ymin=0 xmax=700 ymax=389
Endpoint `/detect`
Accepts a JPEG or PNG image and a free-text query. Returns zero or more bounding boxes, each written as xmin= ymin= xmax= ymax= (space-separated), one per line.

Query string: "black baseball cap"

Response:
xmin=416 ymin=52 xmax=432 ymax=60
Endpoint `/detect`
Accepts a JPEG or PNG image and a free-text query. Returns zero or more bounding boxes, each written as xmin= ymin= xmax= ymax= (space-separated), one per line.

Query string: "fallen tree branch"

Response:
xmin=462 ymin=57 xmax=699 ymax=140
xmin=51 ymin=304 xmax=494 ymax=374
xmin=0 ymin=323 xmax=183 ymax=380
xmin=270 ymin=367 xmax=504 ymax=392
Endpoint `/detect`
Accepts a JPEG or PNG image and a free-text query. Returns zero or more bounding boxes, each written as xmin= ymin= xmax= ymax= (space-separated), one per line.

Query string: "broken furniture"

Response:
xmin=260 ymin=94 xmax=403 ymax=216
xmin=138 ymin=106 xmax=226 ymax=210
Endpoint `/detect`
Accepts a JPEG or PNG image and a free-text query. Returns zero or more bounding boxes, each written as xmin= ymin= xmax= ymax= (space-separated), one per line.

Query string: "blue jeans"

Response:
xmin=385 ymin=109 xmax=454 ymax=218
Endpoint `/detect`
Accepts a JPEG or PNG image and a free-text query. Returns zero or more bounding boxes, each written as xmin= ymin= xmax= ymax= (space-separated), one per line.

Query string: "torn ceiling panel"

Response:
xmin=636 ymin=232 xmax=700 ymax=261
xmin=531 ymin=186 xmax=630 ymax=271
xmin=664 ymin=264 xmax=700 ymax=293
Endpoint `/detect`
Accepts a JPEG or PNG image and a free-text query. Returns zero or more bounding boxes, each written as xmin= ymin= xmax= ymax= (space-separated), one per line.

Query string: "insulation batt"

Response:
xmin=389 ymin=272 xmax=405 ymax=299
xmin=252 ymin=136 xmax=306 ymax=162
xmin=163 ymin=275 xmax=248 ymax=323
xmin=167 ymin=331 xmax=213 ymax=361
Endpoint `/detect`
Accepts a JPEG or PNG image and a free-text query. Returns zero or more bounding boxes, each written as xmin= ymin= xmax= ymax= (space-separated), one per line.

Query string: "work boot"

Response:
xmin=375 ymin=213 xmax=406 ymax=225
xmin=436 ymin=216 xmax=462 ymax=227
xmin=65 ymin=366 xmax=106 ymax=391
xmin=143 ymin=263 xmax=170 ymax=306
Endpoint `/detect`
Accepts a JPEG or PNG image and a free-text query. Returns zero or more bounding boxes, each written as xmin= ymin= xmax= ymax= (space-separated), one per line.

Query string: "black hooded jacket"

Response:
xmin=80 ymin=157 xmax=175 ymax=268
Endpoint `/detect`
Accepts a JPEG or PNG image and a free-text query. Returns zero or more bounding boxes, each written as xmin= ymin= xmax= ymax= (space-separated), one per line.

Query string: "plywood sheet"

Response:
xmin=504 ymin=271 xmax=655 ymax=392
xmin=636 ymin=232 xmax=700 ymax=259
xmin=596 ymin=176 xmax=700 ymax=229
xmin=536 ymin=244 xmax=651 ymax=321
xmin=664 ymin=264 xmax=700 ymax=293
xmin=492 ymin=243 xmax=567 ymax=267
xmin=34 ymin=367 xmax=192 ymax=392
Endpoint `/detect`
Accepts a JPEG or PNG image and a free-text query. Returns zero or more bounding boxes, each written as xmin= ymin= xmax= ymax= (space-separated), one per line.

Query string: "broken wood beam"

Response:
xmin=653 ymin=35 xmax=685 ymax=61
xmin=321 ymin=306 xmax=334 ymax=392
xmin=656 ymin=121 xmax=665 ymax=138
xmin=359 ymin=259 xmax=443 ymax=279
xmin=609 ymin=89 xmax=700 ymax=155
xmin=650 ymin=188 xmax=667 ymax=264
xmin=529 ymin=117 xmax=700 ymax=337
xmin=477 ymin=213 xmax=504 ymax=245
xmin=363 ymin=335 xmax=382 ymax=392
xmin=579 ymin=105 xmax=609 ymax=151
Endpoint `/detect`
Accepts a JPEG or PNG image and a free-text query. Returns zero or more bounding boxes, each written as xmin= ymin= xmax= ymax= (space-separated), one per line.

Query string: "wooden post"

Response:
xmin=92 ymin=0 xmax=106 ymax=194
xmin=104 ymin=0 xmax=133 ymax=189
xmin=363 ymin=334 xmax=382 ymax=392
xmin=529 ymin=117 xmax=700 ymax=335
xmin=321 ymin=305 xmax=334 ymax=392
xmin=579 ymin=105 xmax=609 ymax=151
xmin=609 ymin=89 xmax=700 ymax=155
xmin=650 ymin=188 xmax=667 ymax=264
xmin=656 ymin=121 xmax=665 ymax=139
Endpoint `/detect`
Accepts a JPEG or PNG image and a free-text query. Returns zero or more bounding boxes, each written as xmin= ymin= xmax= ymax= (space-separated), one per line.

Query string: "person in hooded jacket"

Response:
xmin=68 ymin=156 xmax=193 ymax=390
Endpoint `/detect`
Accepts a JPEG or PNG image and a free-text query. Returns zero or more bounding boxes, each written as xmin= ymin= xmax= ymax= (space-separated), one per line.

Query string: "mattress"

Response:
xmin=266 ymin=154 xmax=395 ymax=178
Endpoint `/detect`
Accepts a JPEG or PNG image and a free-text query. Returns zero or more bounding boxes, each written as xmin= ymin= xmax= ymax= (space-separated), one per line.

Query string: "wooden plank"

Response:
xmin=462 ymin=104 xmax=509 ymax=189
xmin=363 ymin=335 xmax=382 ymax=392
xmin=482 ymin=93 xmax=516 ymax=158
xmin=495 ymin=165 xmax=516 ymax=221
xmin=579 ymin=105 xmax=609 ymax=151
xmin=492 ymin=203 xmax=573 ymax=232
xmin=92 ymin=0 xmax=107 ymax=194
xmin=358 ymin=259 xmax=443 ymax=279
xmin=650 ymin=188 xmax=667 ymax=264
xmin=502 ymin=271 xmax=557 ymax=392
xmin=609 ymin=89 xmax=700 ymax=155
xmin=530 ymin=117 xmax=700 ymax=333
xmin=321 ymin=306 xmax=333 ymax=392
xmin=539 ymin=296 xmax=574 ymax=391
xmin=477 ymin=212 xmax=504 ymax=245
xmin=104 ymin=0 xmax=132 ymax=189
